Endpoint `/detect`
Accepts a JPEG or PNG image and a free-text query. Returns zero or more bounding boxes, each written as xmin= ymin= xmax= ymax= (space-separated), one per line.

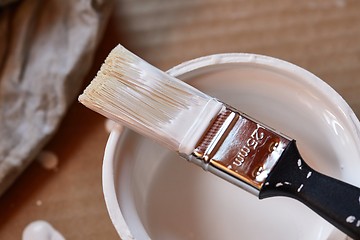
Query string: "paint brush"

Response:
xmin=79 ymin=44 xmax=360 ymax=239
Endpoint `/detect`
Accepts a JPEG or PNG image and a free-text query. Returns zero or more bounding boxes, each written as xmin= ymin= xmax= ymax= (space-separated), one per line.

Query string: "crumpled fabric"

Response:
xmin=0 ymin=0 xmax=113 ymax=195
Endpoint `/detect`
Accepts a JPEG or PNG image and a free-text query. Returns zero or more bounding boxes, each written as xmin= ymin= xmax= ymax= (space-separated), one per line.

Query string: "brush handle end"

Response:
xmin=259 ymin=141 xmax=360 ymax=239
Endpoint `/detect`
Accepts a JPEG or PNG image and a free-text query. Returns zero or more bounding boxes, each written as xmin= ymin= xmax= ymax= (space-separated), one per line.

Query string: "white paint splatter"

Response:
xmin=274 ymin=182 xmax=291 ymax=187
xmin=36 ymin=151 xmax=58 ymax=171
xmin=306 ymin=171 xmax=312 ymax=179
xmin=346 ymin=216 xmax=356 ymax=223
xmin=297 ymin=184 xmax=304 ymax=192
xmin=297 ymin=159 xmax=302 ymax=170
xmin=22 ymin=220 xmax=65 ymax=240
xmin=227 ymin=165 xmax=232 ymax=170
xmin=264 ymin=182 xmax=269 ymax=186
xmin=105 ymin=119 xmax=123 ymax=133
xmin=357 ymin=220 xmax=360 ymax=227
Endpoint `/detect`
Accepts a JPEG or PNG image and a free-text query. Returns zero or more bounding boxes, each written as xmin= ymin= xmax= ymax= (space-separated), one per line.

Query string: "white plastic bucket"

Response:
xmin=103 ymin=53 xmax=360 ymax=240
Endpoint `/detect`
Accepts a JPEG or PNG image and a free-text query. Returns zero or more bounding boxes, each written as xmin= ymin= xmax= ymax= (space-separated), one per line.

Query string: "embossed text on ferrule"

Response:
xmin=232 ymin=124 xmax=265 ymax=168
xmin=207 ymin=110 xmax=291 ymax=190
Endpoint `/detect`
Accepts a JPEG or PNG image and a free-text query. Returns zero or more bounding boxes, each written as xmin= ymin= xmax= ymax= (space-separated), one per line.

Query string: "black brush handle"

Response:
xmin=259 ymin=140 xmax=360 ymax=239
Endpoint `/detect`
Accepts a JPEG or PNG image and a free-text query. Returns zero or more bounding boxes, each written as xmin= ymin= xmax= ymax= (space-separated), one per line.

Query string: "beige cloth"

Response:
xmin=0 ymin=0 xmax=112 ymax=195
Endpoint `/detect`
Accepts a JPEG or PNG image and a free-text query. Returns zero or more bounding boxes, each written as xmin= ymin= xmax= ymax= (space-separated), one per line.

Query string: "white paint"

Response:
xmin=22 ymin=220 xmax=65 ymax=240
xmin=36 ymin=151 xmax=58 ymax=170
xmin=297 ymin=184 xmax=304 ymax=192
xmin=275 ymin=182 xmax=291 ymax=187
xmin=307 ymin=171 xmax=312 ymax=179
xmin=356 ymin=220 xmax=360 ymax=227
xmin=79 ymin=45 xmax=222 ymax=155
xmin=297 ymin=159 xmax=303 ymax=170
xmin=346 ymin=216 xmax=356 ymax=223
xmin=105 ymin=119 xmax=124 ymax=133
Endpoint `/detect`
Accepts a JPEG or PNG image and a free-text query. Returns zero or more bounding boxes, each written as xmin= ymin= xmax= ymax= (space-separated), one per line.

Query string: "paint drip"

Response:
xmin=22 ymin=220 xmax=65 ymax=240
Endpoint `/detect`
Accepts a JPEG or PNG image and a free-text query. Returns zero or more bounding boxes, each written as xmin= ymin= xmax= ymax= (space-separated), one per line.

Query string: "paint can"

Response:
xmin=103 ymin=54 xmax=360 ymax=240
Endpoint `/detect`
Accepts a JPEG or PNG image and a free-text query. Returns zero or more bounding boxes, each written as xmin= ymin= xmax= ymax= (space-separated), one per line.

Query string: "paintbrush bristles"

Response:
xmin=79 ymin=45 xmax=222 ymax=153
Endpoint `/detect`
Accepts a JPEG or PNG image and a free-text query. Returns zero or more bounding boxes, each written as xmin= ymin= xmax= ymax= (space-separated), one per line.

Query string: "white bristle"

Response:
xmin=79 ymin=45 xmax=222 ymax=154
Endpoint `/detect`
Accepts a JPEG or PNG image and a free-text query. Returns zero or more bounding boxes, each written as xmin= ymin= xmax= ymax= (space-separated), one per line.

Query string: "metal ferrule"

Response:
xmin=187 ymin=105 xmax=291 ymax=196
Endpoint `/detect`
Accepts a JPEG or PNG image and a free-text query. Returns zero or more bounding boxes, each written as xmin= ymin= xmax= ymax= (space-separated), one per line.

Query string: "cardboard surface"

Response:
xmin=0 ymin=0 xmax=359 ymax=239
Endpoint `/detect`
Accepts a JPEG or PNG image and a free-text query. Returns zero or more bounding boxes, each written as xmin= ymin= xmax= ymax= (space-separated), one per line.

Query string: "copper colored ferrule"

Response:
xmin=192 ymin=106 xmax=291 ymax=193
